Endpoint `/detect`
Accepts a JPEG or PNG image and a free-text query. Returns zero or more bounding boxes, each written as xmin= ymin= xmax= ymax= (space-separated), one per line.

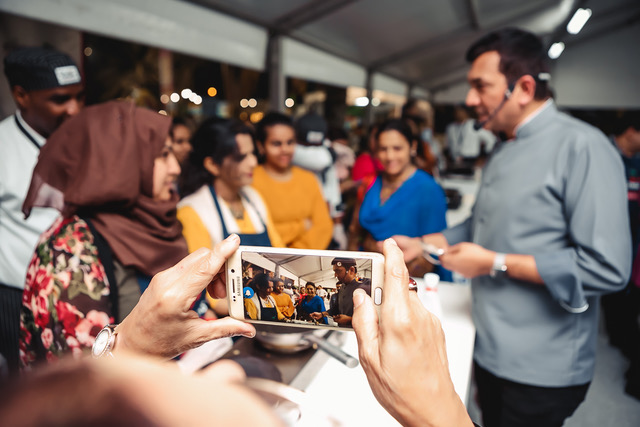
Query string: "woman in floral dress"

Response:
xmin=19 ymin=101 xmax=188 ymax=368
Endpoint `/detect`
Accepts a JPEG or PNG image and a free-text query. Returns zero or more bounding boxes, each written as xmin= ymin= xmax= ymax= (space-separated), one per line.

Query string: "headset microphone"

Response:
xmin=473 ymin=83 xmax=514 ymax=131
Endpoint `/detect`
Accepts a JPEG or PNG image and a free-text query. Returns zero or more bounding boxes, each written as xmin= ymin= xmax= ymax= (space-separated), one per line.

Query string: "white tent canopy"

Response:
xmin=1 ymin=0 xmax=639 ymax=107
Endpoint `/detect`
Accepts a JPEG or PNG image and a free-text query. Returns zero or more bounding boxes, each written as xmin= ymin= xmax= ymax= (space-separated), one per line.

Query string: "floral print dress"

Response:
xmin=20 ymin=216 xmax=113 ymax=368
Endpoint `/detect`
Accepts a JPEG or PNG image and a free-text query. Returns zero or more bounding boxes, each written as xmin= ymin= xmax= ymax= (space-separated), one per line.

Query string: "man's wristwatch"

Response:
xmin=92 ymin=324 xmax=119 ymax=358
xmin=489 ymin=253 xmax=508 ymax=278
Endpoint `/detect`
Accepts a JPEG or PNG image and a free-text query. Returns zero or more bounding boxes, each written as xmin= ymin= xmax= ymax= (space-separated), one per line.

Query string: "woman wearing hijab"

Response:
xmin=19 ymin=101 xmax=189 ymax=367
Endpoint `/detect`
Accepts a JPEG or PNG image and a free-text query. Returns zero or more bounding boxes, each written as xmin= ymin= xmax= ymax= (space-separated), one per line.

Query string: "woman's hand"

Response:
xmin=351 ymin=239 xmax=473 ymax=427
xmin=115 ymin=234 xmax=256 ymax=359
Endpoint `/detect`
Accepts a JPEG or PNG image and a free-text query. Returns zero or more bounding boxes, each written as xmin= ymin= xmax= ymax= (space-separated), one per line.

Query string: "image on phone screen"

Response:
xmin=238 ymin=249 xmax=374 ymax=329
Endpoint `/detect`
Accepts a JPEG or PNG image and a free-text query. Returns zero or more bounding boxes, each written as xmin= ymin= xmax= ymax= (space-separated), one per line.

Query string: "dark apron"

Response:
xmin=258 ymin=296 xmax=278 ymax=321
xmin=209 ymin=185 xmax=272 ymax=247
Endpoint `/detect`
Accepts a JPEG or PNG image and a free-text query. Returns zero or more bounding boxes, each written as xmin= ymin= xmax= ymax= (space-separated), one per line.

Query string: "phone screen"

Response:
xmin=236 ymin=248 xmax=376 ymax=329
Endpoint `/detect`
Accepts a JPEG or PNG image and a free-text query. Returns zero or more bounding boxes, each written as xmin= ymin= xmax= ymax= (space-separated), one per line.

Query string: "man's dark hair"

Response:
xmin=255 ymin=111 xmax=293 ymax=143
xmin=611 ymin=111 xmax=640 ymax=136
xmin=466 ymin=27 xmax=551 ymax=100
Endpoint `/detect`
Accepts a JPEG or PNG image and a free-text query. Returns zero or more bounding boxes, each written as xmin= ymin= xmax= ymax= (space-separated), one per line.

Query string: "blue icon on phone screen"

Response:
xmin=243 ymin=287 xmax=254 ymax=299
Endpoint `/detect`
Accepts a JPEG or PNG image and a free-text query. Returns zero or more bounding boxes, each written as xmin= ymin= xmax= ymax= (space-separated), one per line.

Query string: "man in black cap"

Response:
xmin=310 ymin=257 xmax=371 ymax=327
xmin=0 ymin=46 xmax=84 ymax=374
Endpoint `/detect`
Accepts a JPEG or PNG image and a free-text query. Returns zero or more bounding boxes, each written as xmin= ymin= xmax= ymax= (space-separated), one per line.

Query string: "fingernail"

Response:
xmin=353 ymin=289 xmax=365 ymax=308
xmin=227 ymin=234 xmax=240 ymax=243
xmin=242 ymin=330 xmax=255 ymax=338
xmin=386 ymin=238 xmax=398 ymax=247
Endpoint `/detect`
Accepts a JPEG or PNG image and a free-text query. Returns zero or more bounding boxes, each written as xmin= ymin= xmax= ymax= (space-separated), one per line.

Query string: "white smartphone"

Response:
xmin=226 ymin=246 xmax=384 ymax=331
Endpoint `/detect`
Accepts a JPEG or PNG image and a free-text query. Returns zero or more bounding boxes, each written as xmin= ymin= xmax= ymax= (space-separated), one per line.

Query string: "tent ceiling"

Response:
xmin=189 ymin=0 xmax=640 ymax=94
xmin=250 ymin=252 xmax=372 ymax=288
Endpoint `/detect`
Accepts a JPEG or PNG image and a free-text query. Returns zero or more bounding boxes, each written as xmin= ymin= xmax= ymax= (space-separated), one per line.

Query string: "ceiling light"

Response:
xmin=567 ymin=8 xmax=591 ymax=35
xmin=548 ymin=42 xmax=565 ymax=59
xmin=355 ymin=96 xmax=369 ymax=107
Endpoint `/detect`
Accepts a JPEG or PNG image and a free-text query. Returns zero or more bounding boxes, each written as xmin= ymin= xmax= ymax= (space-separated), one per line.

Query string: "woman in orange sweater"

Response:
xmin=252 ymin=112 xmax=332 ymax=250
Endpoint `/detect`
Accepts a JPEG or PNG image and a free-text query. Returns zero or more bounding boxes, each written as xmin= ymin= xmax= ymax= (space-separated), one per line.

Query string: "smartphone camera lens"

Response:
xmin=231 ymin=269 xmax=235 ymax=273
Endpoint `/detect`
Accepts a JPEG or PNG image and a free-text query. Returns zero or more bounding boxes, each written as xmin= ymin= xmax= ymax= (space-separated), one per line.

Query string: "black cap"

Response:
xmin=295 ymin=112 xmax=327 ymax=146
xmin=331 ymin=257 xmax=357 ymax=269
xmin=4 ymin=47 xmax=82 ymax=91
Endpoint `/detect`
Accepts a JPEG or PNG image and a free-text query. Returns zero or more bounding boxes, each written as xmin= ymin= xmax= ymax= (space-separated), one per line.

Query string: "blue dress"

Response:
xmin=299 ymin=295 xmax=328 ymax=324
xmin=359 ymin=169 xmax=452 ymax=281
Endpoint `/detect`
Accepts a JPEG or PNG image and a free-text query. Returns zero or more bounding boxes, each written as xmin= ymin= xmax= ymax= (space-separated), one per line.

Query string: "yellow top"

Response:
xmin=270 ymin=292 xmax=295 ymax=318
xmin=177 ymin=185 xmax=283 ymax=253
xmin=177 ymin=205 xmax=283 ymax=253
xmin=252 ymin=165 xmax=333 ymax=249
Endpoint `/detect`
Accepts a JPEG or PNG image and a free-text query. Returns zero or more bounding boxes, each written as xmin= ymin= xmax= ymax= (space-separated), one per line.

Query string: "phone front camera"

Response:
xmin=231 ymin=269 xmax=235 ymax=273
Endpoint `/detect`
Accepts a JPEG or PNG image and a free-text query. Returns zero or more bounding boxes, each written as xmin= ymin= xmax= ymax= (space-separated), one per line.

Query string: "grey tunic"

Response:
xmin=443 ymin=101 xmax=631 ymax=387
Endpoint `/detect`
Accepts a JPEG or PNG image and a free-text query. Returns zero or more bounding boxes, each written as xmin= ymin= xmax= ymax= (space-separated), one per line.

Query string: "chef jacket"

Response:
xmin=0 ymin=111 xmax=60 ymax=288
xmin=443 ymin=100 xmax=631 ymax=387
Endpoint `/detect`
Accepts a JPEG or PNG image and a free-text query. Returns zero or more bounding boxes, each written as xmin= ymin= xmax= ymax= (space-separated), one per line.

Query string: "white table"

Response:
xmin=293 ymin=280 xmax=475 ymax=426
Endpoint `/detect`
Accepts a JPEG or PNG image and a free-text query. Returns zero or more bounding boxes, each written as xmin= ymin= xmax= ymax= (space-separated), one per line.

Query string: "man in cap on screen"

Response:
xmin=310 ymin=257 xmax=371 ymax=327
xmin=0 ymin=46 xmax=85 ymax=374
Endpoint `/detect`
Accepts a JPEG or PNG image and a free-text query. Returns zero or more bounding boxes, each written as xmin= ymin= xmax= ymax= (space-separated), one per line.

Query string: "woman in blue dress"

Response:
xmin=348 ymin=119 xmax=451 ymax=279
xmin=296 ymin=282 xmax=328 ymax=324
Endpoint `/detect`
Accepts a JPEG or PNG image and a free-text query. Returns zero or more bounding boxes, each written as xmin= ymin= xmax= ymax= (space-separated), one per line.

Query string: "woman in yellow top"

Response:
xmin=252 ymin=112 xmax=333 ymax=249
xmin=270 ymin=278 xmax=295 ymax=319
xmin=177 ymin=118 xmax=283 ymax=252
xmin=244 ymin=273 xmax=284 ymax=321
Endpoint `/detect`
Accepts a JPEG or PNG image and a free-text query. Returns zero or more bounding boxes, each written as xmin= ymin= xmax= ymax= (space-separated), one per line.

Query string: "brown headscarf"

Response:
xmin=23 ymin=100 xmax=188 ymax=276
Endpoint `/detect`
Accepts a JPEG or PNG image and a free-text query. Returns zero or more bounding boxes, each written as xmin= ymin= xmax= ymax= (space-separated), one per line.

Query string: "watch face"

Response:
xmin=92 ymin=329 xmax=110 ymax=357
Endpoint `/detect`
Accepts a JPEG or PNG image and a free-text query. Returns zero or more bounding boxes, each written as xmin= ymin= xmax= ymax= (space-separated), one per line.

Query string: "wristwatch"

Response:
xmin=92 ymin=324 xmax=119 ymax=358
xmin=489 ymin=253 xmax=508 ymax=278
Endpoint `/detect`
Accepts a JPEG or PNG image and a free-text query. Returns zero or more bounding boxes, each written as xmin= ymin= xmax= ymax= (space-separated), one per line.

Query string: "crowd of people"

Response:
xmin=0 ymin=26 xmax=637 ymax=427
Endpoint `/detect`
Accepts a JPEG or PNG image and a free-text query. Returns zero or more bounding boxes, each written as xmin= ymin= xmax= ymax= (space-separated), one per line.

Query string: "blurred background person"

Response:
xmin=170 ymin=116 xmax=194 ymax=166
xmin=19 ymin=101 xmax=188 ymax=368
xmin=351 ymin=123 xmax=383 ymax=184
xmin=293 ymin=111 xmax=344 ymax=249
xmin=252 ymin=112 xmax=332 ymax=249
xmin=401 ymin=98 xmax=438 ymax=175
xmin=178 ymin=117 xmax=282 ymax=250
xmin=445 ymin=104 xmax=496 ymax=170
xmin=349 ymin=119 xmax=450 ymax=279
xmin=601 ymin=112 xmax=640 ymax=399
xmin=0 ymin=46 xmax=84 ymax=374
xmin=328 ymin=126 xmax=356 ymax=192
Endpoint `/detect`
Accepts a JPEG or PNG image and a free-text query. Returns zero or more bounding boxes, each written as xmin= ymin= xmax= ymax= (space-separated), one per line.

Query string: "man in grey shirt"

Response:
xmin=397 ymin=28 xmax=630 ymax=427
